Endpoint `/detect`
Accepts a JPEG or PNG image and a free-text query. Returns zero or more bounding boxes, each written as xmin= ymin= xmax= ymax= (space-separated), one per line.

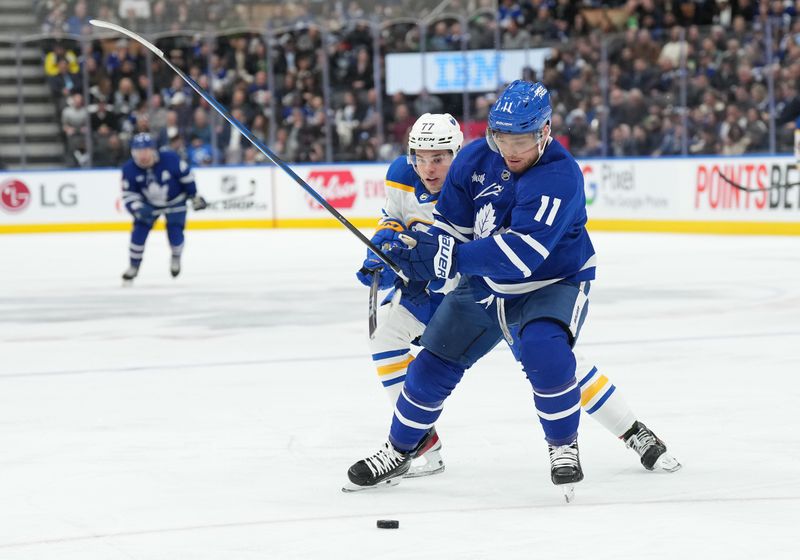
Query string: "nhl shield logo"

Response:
xmin=501 ymin=170 xmax=511 ymax=181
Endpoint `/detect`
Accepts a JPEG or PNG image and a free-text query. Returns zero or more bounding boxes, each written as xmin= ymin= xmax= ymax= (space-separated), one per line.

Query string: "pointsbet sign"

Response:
xmin=578 ymin=156 xmax=800 ymax=234
xmin=695 ymin=161 xmax=800 ymax=212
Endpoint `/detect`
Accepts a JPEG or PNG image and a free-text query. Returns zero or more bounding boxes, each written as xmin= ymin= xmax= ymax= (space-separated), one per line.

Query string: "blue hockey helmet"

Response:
xmin=131 ymin=132 xmax=156 ymax=151
xmin=488 ymin=80 xmax=552 ymax=135
xmin=131 ymin=132 xmax=157 ymax=168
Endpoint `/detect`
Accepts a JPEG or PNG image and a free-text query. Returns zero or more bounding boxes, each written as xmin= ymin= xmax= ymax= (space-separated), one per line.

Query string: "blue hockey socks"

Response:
xmin=389 ymin=349 xmax=464 ymax=451
xmin=520 ymin=320 xmax=581 ymax=446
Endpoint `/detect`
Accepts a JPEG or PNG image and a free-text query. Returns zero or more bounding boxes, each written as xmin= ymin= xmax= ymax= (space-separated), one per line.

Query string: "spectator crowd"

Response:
xmin=33 ymin=0 xmax=800 ymax=167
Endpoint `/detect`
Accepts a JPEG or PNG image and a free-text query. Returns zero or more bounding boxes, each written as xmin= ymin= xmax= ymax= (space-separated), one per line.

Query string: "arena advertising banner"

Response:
xmin=2 ymin=155 xmax=799 ymax=234
xmin=385 ymin=48 xmax=549 ymax=94
xmin=0 ymin=171 xmax=120 ymax=229
xmin=0 ymin=167 xmax=275 ymax=232
xmin=269 ymin=163 xmax=387 ymax=228
xmin=186 ymin=167 xmax=273 ymax=226
xmin=579 ymin=155 xmax=800 ymax=234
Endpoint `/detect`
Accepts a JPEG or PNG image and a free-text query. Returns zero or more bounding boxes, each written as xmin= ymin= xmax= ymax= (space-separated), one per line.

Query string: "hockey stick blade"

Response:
xmin=88 ymin=20 xmax=405 ymax=279
xmin=716 ymin=169 xmax=800 ymax=193
xmin=367 ymin=267 xmax=380 ymax=339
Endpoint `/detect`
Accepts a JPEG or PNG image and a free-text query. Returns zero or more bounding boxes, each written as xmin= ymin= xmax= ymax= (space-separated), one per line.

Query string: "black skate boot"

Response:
xmin=405 ymin=426 xmax=445 ymax=478
xmin=549 ymin=439 xmax=583 ymax=503
xmin=122 ymin=264 xmax=139 ymax=285
xmin=622 ymin=421 xmax=681 ymax=472
xmin=343 ymin=440 xmax=414 ymax=492
xmin=170 ymin=255 xmax=181 ymax=278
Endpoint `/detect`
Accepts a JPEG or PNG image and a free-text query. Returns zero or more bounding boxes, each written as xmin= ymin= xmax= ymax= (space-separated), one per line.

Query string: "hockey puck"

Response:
xmin=376 ymin=519 xmax=399 ymax=529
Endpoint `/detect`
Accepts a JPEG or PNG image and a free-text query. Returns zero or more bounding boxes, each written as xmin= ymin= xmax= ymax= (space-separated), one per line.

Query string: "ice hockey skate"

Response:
xmin=121 ymin=264 xmax=139 ymax=285
xmin=404 ymin=427 xmax=445 ymax=478
xmin=342 ymin=440 xmax=415 ymax=492
xmin=170 ymin=255 xmax=181 ymax=278
xmin=622 ymin=421 xmax=682 ymax=472
xmin=549 ymin=439 xmax=583 ymax=503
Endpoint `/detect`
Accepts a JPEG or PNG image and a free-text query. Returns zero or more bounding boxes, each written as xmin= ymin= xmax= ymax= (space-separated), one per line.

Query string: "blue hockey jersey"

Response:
xmin=431 ymin=137 xmax=596 ymax=297
xmin=121 ymin=150 xmax=197 ymax=212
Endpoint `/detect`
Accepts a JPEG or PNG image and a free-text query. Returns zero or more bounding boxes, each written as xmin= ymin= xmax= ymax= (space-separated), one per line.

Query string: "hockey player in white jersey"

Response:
xmin=355 ymin=113 xmax=463 ymax=477
xmin=352 ymin=111 xmax=679 ymax=490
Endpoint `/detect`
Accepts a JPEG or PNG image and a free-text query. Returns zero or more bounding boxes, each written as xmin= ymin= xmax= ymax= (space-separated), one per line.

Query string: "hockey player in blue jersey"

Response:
xmin=120 ymin=133 xmax=207 ymax=283
xmin=346 ymin=81 xmax=674 ymax=500
xmin=349 ymin=106 xmax=680 ymax=496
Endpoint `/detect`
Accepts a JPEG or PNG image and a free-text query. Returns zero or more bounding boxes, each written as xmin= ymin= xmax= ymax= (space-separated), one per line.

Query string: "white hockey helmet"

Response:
xmin=407 ymin=113 xmax=464 ymax=162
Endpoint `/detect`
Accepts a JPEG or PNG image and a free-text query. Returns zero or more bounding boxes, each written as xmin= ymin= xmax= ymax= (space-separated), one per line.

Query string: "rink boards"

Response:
xmin=1 ymin=155 xmax=799 ymax=235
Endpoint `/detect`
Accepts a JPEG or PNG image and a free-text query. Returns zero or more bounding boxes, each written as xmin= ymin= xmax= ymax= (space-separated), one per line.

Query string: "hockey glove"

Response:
xmin=130 ymin=201 xmax=155 ymax=223
xmin=356 ymin=227 xmax=402 ymax=288
xmin=356 ymin=265 xmax=397 ymax=289
xmin=191 ymin=195 xmax=208 ymax=211
xmin=389 ymin=231 xmax=457 ymax=282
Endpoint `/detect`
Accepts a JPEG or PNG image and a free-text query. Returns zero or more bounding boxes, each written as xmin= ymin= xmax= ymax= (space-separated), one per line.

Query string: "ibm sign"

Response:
xmin=385 ymin=48 xmax=549 ymax=94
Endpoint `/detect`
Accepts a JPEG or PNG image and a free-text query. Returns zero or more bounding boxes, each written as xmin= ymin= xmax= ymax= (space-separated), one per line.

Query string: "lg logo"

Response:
xmin=0 ymin=180 xmax=78 ymax=213
xmin=0 ymin=179 xmax=31 ymax=212
xmin=41 ymin=183 xmax=77 ymax=207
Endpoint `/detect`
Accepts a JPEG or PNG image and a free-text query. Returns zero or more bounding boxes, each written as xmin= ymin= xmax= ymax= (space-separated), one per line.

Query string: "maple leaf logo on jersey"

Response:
xmin=473 ymin=203 xmax=496 ymax=239
xmin=144 ymin=181 xmax=168 ymax=206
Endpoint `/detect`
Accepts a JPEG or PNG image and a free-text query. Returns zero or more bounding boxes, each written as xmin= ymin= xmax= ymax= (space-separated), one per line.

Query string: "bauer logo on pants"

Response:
xmin=0 ymin=179 xmax=31 ymax=213
xmin=305 ymin=170 xmax=357 ymax=210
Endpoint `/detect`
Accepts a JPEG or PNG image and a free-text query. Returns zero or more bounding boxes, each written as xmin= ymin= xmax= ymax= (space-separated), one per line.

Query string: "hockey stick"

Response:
xmin=367 ymin=266 xmax=380 ymax=339
xmin=89 ymin=19 xmax=405 ymax=278
xmin=716 ymin=169 xmax=800 ymax=192
xmin=152 ymin=205 xmax=187 ymax=216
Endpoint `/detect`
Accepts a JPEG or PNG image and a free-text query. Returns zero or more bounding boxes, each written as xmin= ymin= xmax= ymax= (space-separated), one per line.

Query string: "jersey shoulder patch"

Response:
xmin=385 ymin=155 xmax=418 ymax=193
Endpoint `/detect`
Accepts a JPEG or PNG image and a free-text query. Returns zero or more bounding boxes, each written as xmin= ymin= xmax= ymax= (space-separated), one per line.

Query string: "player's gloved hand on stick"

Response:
xmin=130 ymin=201 xmax=155 ymax=223
xmin=191 ymin=195 xmax=208 ymax=211
xmin=389 ymin=231 xmax=457 ymax=282
xmin=356 ymin=228 xmax=402 ymax=289
xmin=356 ymin=265 xmax=398 ymax=289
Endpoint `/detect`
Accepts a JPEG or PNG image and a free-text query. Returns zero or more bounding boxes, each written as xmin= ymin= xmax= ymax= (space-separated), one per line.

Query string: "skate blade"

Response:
xmin=561 ymin=484 xmax=575 ymax=503
xmin=404 ymin=462 xmax=445 ymax=478
xmin=122 ymin=279 xmax=134 ymax=287
xmin=653 ymin=453 xmax=682 ymax=473
xmin=341 ymin=476 xmax=402 ymax=493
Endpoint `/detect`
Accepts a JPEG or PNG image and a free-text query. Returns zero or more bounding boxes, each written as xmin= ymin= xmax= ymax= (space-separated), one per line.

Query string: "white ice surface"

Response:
xmin=0 ymin=229 xmax=798 ymax=559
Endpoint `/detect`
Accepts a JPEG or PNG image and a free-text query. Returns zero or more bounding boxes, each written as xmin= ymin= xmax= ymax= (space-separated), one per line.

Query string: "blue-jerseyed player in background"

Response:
xmin=120 ymin=133 xmax=207 ymax=284
xmin=346 ymin=81 xmax=624 ymax=501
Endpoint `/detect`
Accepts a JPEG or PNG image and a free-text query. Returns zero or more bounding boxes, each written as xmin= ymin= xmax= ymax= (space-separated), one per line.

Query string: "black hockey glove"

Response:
xmin=191 ymin=195 xmax=208 ymax=211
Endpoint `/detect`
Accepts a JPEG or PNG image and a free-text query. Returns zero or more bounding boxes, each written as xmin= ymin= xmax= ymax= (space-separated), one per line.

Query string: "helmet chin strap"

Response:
xmin=531 ymin=131 xmax=552 ymax=167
